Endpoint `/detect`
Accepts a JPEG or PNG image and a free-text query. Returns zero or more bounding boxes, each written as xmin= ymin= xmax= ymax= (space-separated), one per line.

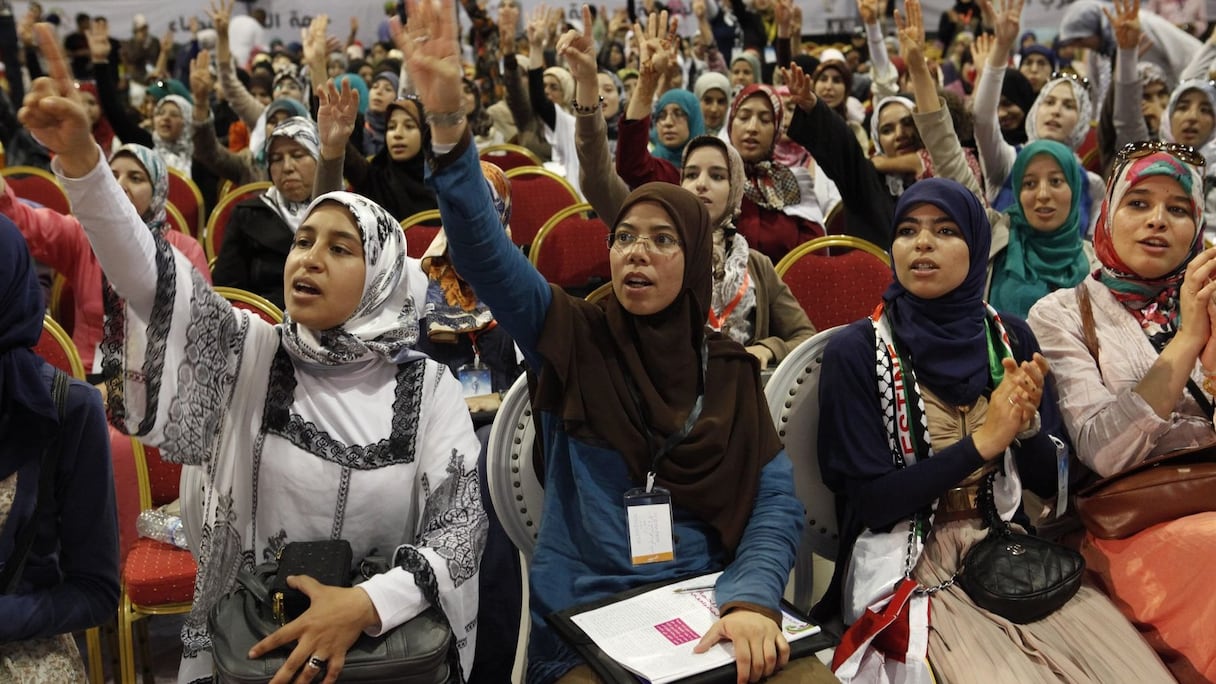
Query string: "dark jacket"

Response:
xmin=211 ymin=198 xmax=292 ymax=309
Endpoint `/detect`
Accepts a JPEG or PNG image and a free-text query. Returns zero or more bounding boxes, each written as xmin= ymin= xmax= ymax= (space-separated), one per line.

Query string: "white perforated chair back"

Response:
xmin=765 ymin=326 xmax=844 ymax=613
xmin=486 ymin=374 xmax=545 ymax=563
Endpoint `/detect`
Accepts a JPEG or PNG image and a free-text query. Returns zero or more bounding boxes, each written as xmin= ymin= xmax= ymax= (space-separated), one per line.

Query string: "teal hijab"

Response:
xmin=989 ymin=140 xmax=1089 ymax=318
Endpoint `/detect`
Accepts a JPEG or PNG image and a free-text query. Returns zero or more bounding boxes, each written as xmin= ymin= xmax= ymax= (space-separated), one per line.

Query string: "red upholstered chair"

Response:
xmin=529 ymin=203 xmax=611 ymax=296
xmin=774 ymin=236 xmax=892 ymax=330
xmin=118 ymin=441 xmax=197 ymax=684
xmin=401 ymin=210 xmax=443 ymax=260
xmin=823 ymin=203 xmax=847 ymax=237
xmin=1 ymin=166 xmax=70 ymax=214
xmin=165 ymin=201 xmax=192 ymax=236
xmin=214 ymin=286 xmax=284 ymax=323
xmin=34 ymin=314 xmax=85 ymax=379
xmin=504 ymin=166 xmax=581 ymax=251
xmin=204 ymin=181 xmax=273 ymax=265
xmin=48 ymin=273 xmax=76 ymax=336
xmin=479 ymin=144 xmax=543 ymax=171
xmin=166 ymin=167 xmax=205 ymax=238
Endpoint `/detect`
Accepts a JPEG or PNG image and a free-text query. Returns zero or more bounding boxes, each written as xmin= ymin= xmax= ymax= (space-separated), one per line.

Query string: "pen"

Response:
xmin=672 ymin=585 xmax=715 ymax=594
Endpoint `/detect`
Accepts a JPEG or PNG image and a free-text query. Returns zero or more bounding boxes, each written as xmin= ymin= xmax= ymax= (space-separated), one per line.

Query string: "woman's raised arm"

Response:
xmin=23 ymin=23 xmax=158 ymax=317
xmin=401 ymin=0 xmax=553 ymax=361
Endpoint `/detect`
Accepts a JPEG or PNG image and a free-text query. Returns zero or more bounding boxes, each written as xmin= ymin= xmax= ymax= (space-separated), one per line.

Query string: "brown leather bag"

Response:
xmin=1073 ymin=442 xmax=1216 ymax=539
xmin=1071 ymin=286 xmax=1216 ymax=539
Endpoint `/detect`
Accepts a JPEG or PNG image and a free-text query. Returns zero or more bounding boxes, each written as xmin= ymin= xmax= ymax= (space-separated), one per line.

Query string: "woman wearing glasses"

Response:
xmin=973 ymin=0 xmax=1106 ymax=234
xmin=1029 ymin=142 xmax=1216 ymax=682
xmin=398 ymin=2 xmax=833 ymax=681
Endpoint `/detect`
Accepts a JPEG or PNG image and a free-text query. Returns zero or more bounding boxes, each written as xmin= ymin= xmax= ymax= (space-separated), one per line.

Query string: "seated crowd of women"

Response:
xmin=7 ymin=0 xmax=1216 ymax=681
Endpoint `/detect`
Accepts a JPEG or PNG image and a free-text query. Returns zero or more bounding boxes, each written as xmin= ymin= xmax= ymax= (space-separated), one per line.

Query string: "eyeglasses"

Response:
xmin=655 ymin=108 xmax=689 ymax=123
xmin=1050 ymin=71 xmax=1090 ymax=88
xmin=1115 ymin=140 xmax=1206 ymax=168
xmin=606 ymin=231 xmax=683 ymax=255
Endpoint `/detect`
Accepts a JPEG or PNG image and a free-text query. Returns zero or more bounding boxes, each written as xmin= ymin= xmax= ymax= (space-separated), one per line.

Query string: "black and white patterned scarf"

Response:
xmin=280 ymin=192 xmax=419 ymax=366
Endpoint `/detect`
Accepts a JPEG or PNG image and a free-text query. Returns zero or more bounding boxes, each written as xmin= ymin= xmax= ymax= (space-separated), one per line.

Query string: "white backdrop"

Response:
xmin=8 ymin=0 xmax=1145 ymax=47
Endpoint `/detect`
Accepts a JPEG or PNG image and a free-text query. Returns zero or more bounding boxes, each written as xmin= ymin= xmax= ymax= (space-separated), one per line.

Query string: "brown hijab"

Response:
xmin=533 ymin=182 xmax=782 ymax=552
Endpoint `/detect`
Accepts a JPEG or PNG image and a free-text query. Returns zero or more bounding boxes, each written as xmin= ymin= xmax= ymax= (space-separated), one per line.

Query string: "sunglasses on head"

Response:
xmin=1115 ymin=140 xmax=1206 ymax=168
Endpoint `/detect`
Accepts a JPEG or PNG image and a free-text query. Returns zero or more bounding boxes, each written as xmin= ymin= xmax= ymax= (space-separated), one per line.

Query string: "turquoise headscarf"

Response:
xmin=650 ymin=89 xmax=705 ymax=165
xmin=989 ymin=140 xmax=1089 ymax=318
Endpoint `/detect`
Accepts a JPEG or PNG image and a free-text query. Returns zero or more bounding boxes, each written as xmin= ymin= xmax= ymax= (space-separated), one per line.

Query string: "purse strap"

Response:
xmin=1075 ymin=284 xmax=1101 ymax=366
xmin=1 ymin=370 xmax=71 ymax=594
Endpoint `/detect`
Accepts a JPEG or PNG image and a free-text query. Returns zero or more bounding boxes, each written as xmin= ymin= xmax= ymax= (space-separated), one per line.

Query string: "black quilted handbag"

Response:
xmin=958 ymin=472 xmax=1085 ymax=624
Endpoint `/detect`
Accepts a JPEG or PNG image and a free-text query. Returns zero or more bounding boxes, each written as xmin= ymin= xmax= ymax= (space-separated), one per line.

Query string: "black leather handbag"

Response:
xmin=209 ymin=542 xmax=453 ymax=684
xmin=958 ymin=473 xmax=1085 ymax=624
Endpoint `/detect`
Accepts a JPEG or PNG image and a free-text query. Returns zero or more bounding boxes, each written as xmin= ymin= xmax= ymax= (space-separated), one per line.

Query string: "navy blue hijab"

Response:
xmin=1 ymin=215 xmax=58 ymax=473
xmin=883 ymin=178 xmax=992 ymax=407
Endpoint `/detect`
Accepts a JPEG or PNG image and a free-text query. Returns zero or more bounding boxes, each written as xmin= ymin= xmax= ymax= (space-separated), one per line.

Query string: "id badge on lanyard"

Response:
xmin=621 ymin=339 xmax=708 ymax=566
xmin=625 ymin=473 xmax=675 ymax=565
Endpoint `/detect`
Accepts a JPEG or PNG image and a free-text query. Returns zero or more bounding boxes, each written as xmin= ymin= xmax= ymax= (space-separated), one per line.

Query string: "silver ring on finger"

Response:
xmin=306 ymin=656 xmax=327 ymax=670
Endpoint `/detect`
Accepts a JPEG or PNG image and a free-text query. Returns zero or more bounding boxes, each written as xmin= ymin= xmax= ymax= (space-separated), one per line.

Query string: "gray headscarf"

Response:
xmin=1025 ymin=77 xmax=1093 ymax=150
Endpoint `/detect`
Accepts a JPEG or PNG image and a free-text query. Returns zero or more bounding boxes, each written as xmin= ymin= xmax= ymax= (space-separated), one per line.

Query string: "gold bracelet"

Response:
xmin=1204 ymin=375 xmax=1216 ymax=396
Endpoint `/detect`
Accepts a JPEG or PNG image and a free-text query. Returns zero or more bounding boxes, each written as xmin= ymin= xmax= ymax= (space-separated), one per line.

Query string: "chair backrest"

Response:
xmin=109 ymin=426 xmax=149 ymax=567
xmin=504 ymin=166 xmax=581 ymax=250
xmin=765 ymin=327 xmax=844 ymax=613
xmin=486 ymin=374 xmax=544 ymax=562
xmin=479 ymin=144 xmax=543 ymax=171
xmin=140 ymin=444 xmax=182 ymax=509
xmin=214 ymin=286 xmax=284 ymax=324
xmin=48 ymin=272 xmax=76 ymax=337
xmin=528 ymin=203 xmax=610 ymax=294
xmin=165 ymin=201 xmax=192 ymax=236
xmin=774 ymin=236 xmax=892 ymax=331
xmin=584 ymin=282 xmax=613 ymax=304
xmin=204 ymin=181 xmax=273 ymax=263
xmin=823 ymin=202 xmax=847 ymax=236
xmin=166 ymin=167 xmax=205 ymax=238
xmin=35 ymin=314 xmax=85 ymax=379
xmin=1 ymin=166 xmax=70 ymax=215
xmin=400 ymin=210 xmax=443 ymax=260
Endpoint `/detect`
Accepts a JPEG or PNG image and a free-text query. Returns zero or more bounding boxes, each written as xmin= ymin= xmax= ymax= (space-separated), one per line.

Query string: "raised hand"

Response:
xmin=635 ymin=9 xmax=672 ymax=78
xmin=87 ymin=19 xmax=112 ymax=62
xmin=399 ymin=0 xmax=464 ymax=117
xmin=316 ymin=78 xmax=360 ymax=158
xmin=775 ymin=0 xmax=792 ymax=37
xmin=189 ymin=49 xmax=214 ymax=107
xmin=555 ymin=5 xmax=598 ymax=82
xmin=527 ymin=4 xmax=552 ymax=49
xmin=19 ymin=23 xmax=95 ymax=174
xmin=894 ymin=0 xmax=926 ymax=61
xmin=781 ymin=63 xmax=817 ymax=111
xmin=979 ymin=0 xmax=1023 ymax=53
xmin=302 ymin=14 xmax=331 ymax=69
xmin=159 ymin=29 xmax=174 ymax=57
xmin=499 ymin=2 xmax=520 ymax=52
xmin=857 ymin=0 xmax=880 ymax=25
xmin=970 ymin=31 xmax=994 ymax=69
xmin=207 ymin=0 xmax=234 ymax=36
xmin=1103 ymin=0 xmax=1141 ymax=51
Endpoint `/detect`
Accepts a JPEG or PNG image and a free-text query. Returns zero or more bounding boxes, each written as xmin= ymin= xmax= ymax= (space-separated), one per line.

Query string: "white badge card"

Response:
xmin=457 ymin=363 xmax=492 ymax=398
xmin=1052 ymin=435 xmax=1069 ymax=517
xmin=624 ymin=487 xmax=675 ymax=565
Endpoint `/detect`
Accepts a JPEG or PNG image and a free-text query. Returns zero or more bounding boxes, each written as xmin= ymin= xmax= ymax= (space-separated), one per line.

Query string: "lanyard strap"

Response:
xmin=707 ymin=271 xmax=750 ymax=331
xmin=622 ymin=336 xmax=710 ymax=492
